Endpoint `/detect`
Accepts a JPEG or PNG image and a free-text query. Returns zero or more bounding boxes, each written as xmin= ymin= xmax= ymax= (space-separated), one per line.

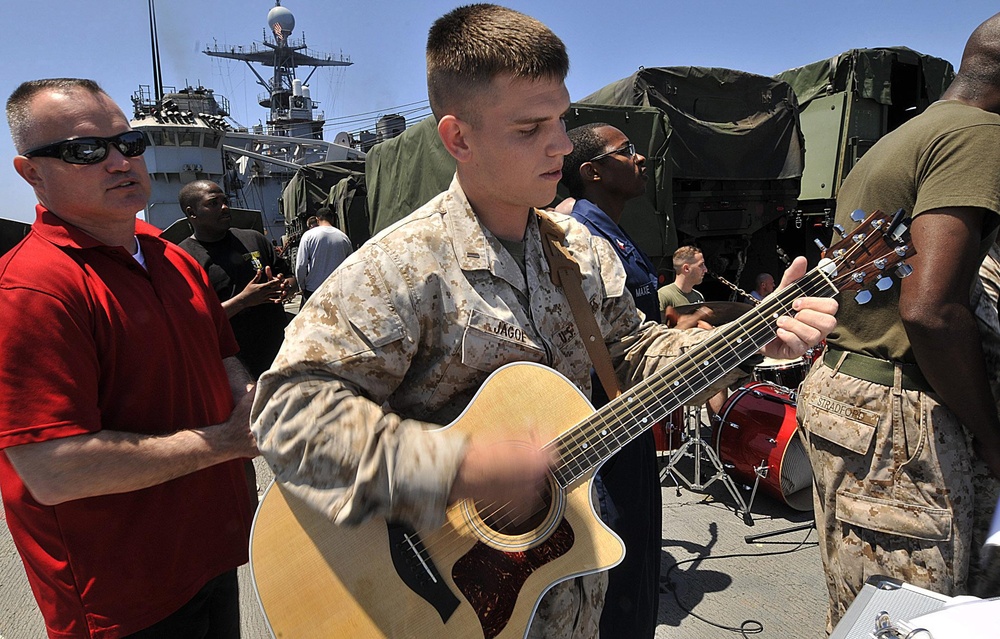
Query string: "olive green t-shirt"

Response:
xmin=657 ymin=282 xmax=704 ymax=314
xmin=830 ymin=100 xmax=1000 ymax=363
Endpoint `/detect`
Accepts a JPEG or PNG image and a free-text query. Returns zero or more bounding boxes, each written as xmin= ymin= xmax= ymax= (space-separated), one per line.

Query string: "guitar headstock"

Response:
xmin=818 ymin=209 xmax=914 ymax=304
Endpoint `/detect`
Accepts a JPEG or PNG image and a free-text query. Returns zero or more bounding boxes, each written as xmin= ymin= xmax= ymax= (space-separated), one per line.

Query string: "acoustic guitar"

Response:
xmin=250 ymin=209 xmax=913 ymax=638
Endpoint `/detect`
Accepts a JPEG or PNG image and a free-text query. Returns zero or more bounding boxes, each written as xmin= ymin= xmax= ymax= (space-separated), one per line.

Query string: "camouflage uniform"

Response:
xmin=252 ymin=176 xmax=743 ymax=638
xmin=973 ymin=243 xmax=1000 ymax=596
xmin=797 ymin=362 xmax=998 ymax=629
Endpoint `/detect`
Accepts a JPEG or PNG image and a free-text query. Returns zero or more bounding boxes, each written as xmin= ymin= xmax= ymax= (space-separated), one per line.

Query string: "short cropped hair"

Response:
xmin=6 ymin=78 xmax=105 ymax=152
xmin=672 ymin=246 xmax=702 ymax=272
xmin=562 ymin=123 xmax=611 ymax=199
xmin=178 ymin=180 xmax=217 ymax=214
xmin=316 ymin=207 xmax=339 ymax=226
xmin=426 ymin=4 xmax=569 ymax=121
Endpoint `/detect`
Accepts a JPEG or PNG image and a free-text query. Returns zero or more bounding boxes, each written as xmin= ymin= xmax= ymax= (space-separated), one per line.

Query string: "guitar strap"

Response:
xmin=536 ymin=209 xmax=622 ymax=400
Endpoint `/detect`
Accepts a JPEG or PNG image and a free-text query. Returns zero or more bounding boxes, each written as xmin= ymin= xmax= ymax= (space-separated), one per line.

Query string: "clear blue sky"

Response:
xmin=1 ymin=0 xmax=996 ymax=224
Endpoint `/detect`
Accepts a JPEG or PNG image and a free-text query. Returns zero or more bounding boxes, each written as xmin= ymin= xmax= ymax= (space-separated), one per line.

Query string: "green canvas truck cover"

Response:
xmin=581 ymin=66 xmax=804 ymax=181
xmin=775 ymin=47 xmax=954 ymax=110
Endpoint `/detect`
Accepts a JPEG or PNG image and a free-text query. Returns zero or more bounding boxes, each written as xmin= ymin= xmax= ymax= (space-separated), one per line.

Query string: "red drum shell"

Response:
xmin=713 ymin=382 xmax=813 ymax=511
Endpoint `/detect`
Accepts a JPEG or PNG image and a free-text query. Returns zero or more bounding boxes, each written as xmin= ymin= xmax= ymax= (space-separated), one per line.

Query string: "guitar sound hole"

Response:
xmin=475 ymin=481 xmax=553 ymax=537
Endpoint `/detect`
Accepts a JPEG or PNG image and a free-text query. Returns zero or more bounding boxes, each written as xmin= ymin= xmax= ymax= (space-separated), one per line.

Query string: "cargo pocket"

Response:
xmin=798 ymin=386 xmax=879 ymax=456
xmin=835 ymin=490 xmax=952 ymax=542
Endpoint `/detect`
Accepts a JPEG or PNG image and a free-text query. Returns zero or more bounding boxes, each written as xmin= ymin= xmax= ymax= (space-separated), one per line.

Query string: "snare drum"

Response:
xmin=713 ymin=382 xmax=813 ymax=510
xmin=753 ymin=356 xmax=810 ymax=390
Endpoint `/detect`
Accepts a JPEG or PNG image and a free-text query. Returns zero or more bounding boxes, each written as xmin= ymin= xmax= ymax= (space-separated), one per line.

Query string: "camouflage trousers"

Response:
xmin=527 ymin=573 xmax=607 ymax=639
xmin=797 ymin=361 xmax=999 ymax=633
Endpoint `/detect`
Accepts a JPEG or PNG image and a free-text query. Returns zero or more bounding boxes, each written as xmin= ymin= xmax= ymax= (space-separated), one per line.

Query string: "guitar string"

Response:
xmin=464 ymin=251 xmax=877 ymax=535
xmin=550 ymin=244 xmax=897 ymax=486
xmin=464 ymin=276 xmax=824 ymax=537
xmin=549 ymin=224 xmax=903 ymax=483
xmin=429 ymin=233 xmax=905 ymax=557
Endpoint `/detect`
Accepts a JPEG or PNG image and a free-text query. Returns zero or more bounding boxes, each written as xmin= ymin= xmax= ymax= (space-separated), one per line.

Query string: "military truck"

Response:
xmin=578 ymin=66 xmax=808 ymax=296
xmin=776 ymin=47 xmax=955 ymax=221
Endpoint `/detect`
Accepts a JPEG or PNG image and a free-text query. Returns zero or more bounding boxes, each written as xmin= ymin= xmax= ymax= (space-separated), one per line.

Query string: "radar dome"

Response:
xmin=267 ymin=5 xmax=295 ymax=36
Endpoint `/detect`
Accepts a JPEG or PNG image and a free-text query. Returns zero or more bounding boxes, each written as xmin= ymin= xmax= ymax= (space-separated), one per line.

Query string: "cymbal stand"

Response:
xmin=660 ymin=407 xmax=754 ymax=526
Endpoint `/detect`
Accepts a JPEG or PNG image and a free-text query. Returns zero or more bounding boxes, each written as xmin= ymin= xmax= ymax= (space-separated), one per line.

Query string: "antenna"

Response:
xmin=147 ymin=0 xmax=163 ymax=103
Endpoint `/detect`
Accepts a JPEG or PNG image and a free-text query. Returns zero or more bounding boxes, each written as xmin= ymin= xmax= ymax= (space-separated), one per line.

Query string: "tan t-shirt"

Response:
xmin=829 ymin=100 xmax=1000 ymax=362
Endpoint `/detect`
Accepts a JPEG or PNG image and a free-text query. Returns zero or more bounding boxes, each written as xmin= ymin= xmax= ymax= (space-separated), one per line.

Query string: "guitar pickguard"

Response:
xmin=452 ymin=517 xmax=576 ymax=639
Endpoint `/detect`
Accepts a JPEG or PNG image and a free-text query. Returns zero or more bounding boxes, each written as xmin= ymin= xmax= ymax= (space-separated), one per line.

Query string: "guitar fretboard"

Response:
xmin=548 ymin=267 xmax=838 ymax=488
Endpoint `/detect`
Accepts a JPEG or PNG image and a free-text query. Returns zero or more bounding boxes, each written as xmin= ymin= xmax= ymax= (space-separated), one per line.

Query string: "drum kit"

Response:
xmin=656 ymin=300 xmax=821 ymax=522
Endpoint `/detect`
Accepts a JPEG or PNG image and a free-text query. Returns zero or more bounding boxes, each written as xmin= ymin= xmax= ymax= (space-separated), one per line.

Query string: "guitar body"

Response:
xmin=250 ymin=362 xmax=625 ymax=639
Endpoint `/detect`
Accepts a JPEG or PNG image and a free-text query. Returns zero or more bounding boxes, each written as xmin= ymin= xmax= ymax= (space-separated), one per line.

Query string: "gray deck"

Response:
xmin=1 ymin=441 xmax=830 ymax=639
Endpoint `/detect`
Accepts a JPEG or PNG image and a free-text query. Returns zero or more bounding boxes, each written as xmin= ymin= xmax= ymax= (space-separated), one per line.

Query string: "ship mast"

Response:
xmin=203 ymin=1 xmax=351 ymax=139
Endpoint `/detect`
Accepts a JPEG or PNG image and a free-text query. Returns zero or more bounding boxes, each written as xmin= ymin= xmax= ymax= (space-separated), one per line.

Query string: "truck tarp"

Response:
xmin=365 ymin=116 xmax=456 ymax=234
xmin=281 ymin=159 xmax=367 ymax=226
xmin=775 ymin=47 xmax=955 ymax=109
xmin=364 ymin=105 xmax=673 ymax=261
xmin=581 ymin=66 xmax=804 ymax=181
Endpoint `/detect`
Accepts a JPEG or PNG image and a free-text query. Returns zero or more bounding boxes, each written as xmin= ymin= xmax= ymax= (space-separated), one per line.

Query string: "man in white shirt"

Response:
xmin=295 ymin=207 xmax=353 ymax=303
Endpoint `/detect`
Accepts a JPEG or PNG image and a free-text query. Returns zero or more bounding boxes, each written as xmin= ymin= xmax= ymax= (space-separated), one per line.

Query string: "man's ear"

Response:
xmin=13 ymin=156 xmax=44 ymax=189
xmin=438 ymin=115 xmax=472 ymax=163
xmin=580 ymin=161 xmax=599 ymax=183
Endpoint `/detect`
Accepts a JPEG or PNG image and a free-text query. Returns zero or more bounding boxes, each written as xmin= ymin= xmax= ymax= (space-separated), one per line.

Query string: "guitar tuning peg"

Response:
xmin=813 ymin=238 xmax=828 ymax=252
xmin=895 ymin=263 xmax=913 ymax=279
xmin=851 ymin=209 xmax=866 ymax=223
xmin=833 ymin=224 xmax=846 ymax=238
xmin=855 ymin=289 xmax=873 ymax=304
xmin=875 ymin=275 xmax=893 ymax=291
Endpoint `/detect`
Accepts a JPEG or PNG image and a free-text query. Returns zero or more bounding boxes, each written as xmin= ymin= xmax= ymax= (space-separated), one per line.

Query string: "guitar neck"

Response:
xmin=548 ymin=266 xmax=839 ymax=488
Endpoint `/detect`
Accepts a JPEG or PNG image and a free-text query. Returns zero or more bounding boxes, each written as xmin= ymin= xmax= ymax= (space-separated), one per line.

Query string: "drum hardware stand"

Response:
xmin=744 ymin=522 xmax=814 ymax=545
xmin=741 ymin=448 xmax=816 ymax=545
xmin=660 ymin=407 xmax=755 ymax=526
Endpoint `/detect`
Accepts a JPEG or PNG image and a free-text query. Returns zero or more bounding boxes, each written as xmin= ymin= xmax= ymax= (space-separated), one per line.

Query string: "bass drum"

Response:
xmin=713 ymin=382 xmax=813 ymax=511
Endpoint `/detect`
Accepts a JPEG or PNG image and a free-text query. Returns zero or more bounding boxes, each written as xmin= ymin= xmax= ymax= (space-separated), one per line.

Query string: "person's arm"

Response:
xmin=295 ymin=236 xmax=310 ymax=291
xmin=900 ymin=207 xmax=1000 ymax=478
xmin=5 ymin=386 xmax=258 ymax=506
xmin=224 ymin=355 xmax=254 ymax=401
xmin=221 ymin=268 xmax=283 ymax=318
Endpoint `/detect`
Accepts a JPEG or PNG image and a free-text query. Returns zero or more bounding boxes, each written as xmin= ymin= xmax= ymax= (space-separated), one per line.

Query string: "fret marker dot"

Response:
xmin=674 ymin=381 xmax=679 ymax=386
xmin=582 ymin=443 xmax=589 ymax=449
xmin=600 ymin=429 xmax=608 ymax=436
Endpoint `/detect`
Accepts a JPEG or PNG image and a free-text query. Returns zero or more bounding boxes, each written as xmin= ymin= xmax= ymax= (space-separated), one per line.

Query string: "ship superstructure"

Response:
xmin=132 ymin=1 xmax=364 ymax=240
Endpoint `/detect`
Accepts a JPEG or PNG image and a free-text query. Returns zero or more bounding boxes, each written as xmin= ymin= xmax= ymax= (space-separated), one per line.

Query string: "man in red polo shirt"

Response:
xmin=0 ymin=78 xmax=258 ymax=638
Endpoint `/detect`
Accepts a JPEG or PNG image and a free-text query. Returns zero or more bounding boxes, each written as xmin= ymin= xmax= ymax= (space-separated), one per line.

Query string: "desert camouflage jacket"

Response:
xmin=251 ymin=176 xmax=738 ymax=528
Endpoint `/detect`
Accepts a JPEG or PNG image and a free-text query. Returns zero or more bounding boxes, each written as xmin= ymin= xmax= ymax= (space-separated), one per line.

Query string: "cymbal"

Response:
xmin=671 ymin=301 xmax=754 ymax=325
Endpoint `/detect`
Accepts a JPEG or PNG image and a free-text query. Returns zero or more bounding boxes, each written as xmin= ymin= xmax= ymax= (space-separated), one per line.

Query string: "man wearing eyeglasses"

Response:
xmin=0 ymin=79 xmax=258 ymax=638
xmin=560 ymin=122 xmax=661 ymax=638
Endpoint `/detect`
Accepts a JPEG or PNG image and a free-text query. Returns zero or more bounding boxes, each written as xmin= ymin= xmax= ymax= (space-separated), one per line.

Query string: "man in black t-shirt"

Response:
xmin=178 ymin=180 xmax=296 ymax=378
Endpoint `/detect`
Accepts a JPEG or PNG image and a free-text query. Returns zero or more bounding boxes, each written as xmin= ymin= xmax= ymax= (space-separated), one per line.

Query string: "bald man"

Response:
xmin=797 ymin=11 xmax=1000 ymax=630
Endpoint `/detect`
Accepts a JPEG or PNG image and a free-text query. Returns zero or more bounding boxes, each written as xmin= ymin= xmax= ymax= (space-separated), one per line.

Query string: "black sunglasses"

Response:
xmin=22 ymin=131 xmax=147 ymax=165
xmin=588 ymin=142 xmax=636 ymax=163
